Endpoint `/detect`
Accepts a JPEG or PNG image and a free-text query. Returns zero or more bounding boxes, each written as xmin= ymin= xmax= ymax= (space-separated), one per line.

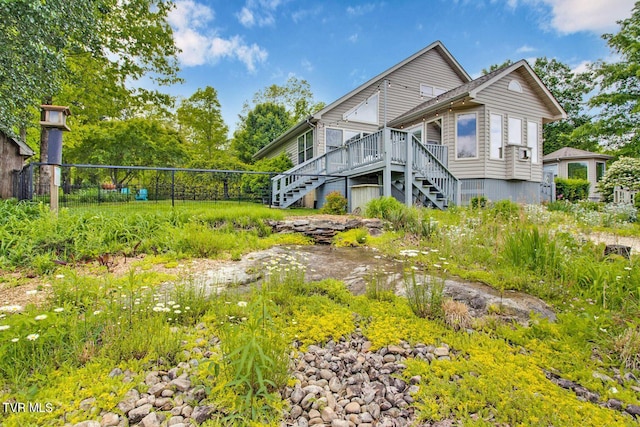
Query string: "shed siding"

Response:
xmin=0 ymin=133 xmax=26 ymax=199
xmin=318 ymin=47 xmax=467 ymax=155
xmin=460 ymin=178 xmax=541 ymax=205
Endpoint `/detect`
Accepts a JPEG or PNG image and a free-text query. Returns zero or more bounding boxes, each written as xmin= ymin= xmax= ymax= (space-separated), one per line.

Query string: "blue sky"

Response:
xmin=164 ymin=0 xmax=637 ymax=136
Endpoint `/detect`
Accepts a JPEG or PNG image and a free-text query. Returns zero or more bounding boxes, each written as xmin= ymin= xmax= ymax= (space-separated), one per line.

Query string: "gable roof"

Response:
xmin=389 ymin=60 xmax=567 ymax=127
xmin=543 ymin=147 xmax=613 ymax=162
xmin=254 ymin=41 xmax=470 ymax=160
xmin=1 ymin=129 xmax=34 ymax=157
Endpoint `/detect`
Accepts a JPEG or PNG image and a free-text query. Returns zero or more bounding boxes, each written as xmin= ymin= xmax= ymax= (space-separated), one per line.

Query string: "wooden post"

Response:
xmin=50 ymin=165 xmax=58 ymax=213
xmin=405 ymin=132 xmax=413 ymax=207
xmin=383 ymin=128 xmax=392 ymax=198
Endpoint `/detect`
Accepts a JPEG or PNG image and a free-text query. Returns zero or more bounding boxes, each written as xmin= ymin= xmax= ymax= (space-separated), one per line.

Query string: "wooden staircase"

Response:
xmin=271 ymin=129 xmax=458 ymax=209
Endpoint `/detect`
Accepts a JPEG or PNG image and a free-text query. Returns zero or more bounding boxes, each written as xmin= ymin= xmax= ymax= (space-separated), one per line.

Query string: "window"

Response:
xmin=596 ymin=162 xmax=606 ymax=182
xmin=325 ymin=128 xmax=367 ymax=151
xmin=567 ymin=162 xmax=588 ymax=180
xmin=342 ymin=93 xmax=378 ymax=124
xmin=527 ymin=121 xmax=538 ymax=163
xmin=508 ymin=117 xmax=522 ymax=145
xmin=420 ymin=84 xmax=446 ymax=98
xmin=490 ymin=114 xmax=503 ymax=159
xmin=456 ymin=113 xmax=477 ymax=159
xmin=297 ymin=130 xmax=313 ymax=164
xmin=508 ymin=80 xmax=523 ymax=93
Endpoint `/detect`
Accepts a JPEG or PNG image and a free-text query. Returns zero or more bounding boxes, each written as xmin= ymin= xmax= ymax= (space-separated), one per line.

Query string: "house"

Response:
xmin=256 ymin=41 xmax=566 ymax=210
xmin=0 ymin=129 xmax=35 ymax=199
xmin=542 ymin=147 xmax=613 ymax=201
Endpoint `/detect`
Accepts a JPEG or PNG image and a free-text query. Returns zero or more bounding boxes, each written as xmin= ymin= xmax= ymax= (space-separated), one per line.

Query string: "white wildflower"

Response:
xmin=34 ymin=314 xmax=47 ymax=321
xmin=25 ymin=290 xmax=38 ymax=295
xmin=93 ymin=310 xmax=102 ymax=315
xmin=11 ymin=338 xmax=19 ymax=342
xmin=53 ymin=307 xmax=64 ymax=313
xmin=0 ymin=325 xmax=10 ymax=331
xmin=55 ymin=274 xmax=65 ymax=279
xmin=26 ymin=334 xmax=39 ymax=341
xmin=237 ymin=301 xmax=248 ymax=307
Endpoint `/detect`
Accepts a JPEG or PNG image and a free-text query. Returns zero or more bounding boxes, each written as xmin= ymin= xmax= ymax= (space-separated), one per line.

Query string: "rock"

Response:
xmin=148 ymin=382 xmax=166 ymax=396
xmin=606 ymin=399 xmax=623 ymax=410
xmin=344 ymin=401 xmax=361 ymax=414
xmin=433 ymin=347 xmax=449 ymax=357
xmin=73 ymin=422 xmax=100 ymax=427
xmin=100 ymin=412 xmax=119 ymax=427
xmin=308 ymin=417 xmax=324 ymax=425
xmin=171 ymin=377 xmax=191 ymax=392
xmin=140 ymin=412 xmax=162 ymax=427
xmin=291 ymin=387 xmax=305 ymax=404
xmin=145 ymin=372 xmax=160 ymax=386
xmin=321 ymin=406 xmax=338 ymax=422
xmin=331 ymin=420 xmax=349 ymax=427
xmin=592 ymin=372 xmax=614 ymax=383
xmin=191 ymin=405 xmax=214 ymax=424
xmin=168 ymin=416 xmax=184 ymax=426
xmin=108 ymin=368 xmax=123 ymax=378
xmin=128 ymin=403 xmax=152 ymax=425
xmin=181 ymin=405 xmax=193 ymax=418
xmin=626 ymin=404 xmax=640 ymax=418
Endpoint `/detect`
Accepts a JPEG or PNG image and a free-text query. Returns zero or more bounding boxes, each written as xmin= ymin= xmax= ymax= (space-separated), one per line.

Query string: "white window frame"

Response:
xmin=527 ymin=121 xmax=539 ymax=163
xmin=342 ymin=93 xmax=379 ymax=125
xmin=455 ymin=112 xmax=478 ymax=160
xmin=297 ymin=130 xmax=313 ymax=164
xmin=508 ymin=116 xmax=523 ymax=146
xmin=490 ymin=113 xmax=503 ymax=160
xmin=508 ymin=80 xmax=523 ymax=93
xmin=420 ymin=84 xmax=446 ymax=99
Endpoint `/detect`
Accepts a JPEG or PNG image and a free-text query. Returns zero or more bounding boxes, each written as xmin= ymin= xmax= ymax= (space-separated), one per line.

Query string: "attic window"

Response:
xmin=343 ymin=93 xmax=378 ymax=124
xmin=420 ymin=84 xmax=446 ymax=99
xmin=508 ymin=80 xmax=523 ymax=93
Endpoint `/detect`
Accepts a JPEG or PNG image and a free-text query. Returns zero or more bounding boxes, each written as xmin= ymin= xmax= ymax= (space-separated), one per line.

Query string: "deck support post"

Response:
xmin=404 ymin=133 xmax=413 ymax=207
xmin=383 ymin=128 xmax=392 ymax=198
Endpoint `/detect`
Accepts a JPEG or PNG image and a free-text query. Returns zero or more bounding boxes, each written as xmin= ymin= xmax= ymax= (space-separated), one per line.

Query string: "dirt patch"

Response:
xmin=587 ymin=232 xmax=640 ymax=255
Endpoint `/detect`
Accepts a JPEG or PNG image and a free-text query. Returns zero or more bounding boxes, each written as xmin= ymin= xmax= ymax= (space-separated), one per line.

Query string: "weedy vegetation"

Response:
xmin=0 ymin=197 xmax=639 ymax=426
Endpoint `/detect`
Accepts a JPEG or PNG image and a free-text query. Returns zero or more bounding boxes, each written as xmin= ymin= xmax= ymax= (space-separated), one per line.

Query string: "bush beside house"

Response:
xmin=555 ymin=177 xmax=590 ymax=202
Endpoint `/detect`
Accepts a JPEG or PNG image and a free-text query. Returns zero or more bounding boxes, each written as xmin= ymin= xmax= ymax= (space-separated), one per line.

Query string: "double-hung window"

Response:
xmin=297 ymin=130 xmax=313 ymax=164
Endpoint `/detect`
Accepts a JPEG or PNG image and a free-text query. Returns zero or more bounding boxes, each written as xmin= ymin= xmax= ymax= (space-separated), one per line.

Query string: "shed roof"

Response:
xmin=2 ymin=129 xmax=34 ymax=157
xmin=543 ymin=147 xmax=613 ymax=162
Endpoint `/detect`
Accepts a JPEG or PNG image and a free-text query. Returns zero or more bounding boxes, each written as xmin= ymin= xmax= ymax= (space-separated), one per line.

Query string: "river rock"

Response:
xmin=100 ymin=412 xmax=119 ymax=427
xmin=128 ymin=403 xmax=152 ymax=424
xmin=191 ymin=405 xmax=214 ymax=424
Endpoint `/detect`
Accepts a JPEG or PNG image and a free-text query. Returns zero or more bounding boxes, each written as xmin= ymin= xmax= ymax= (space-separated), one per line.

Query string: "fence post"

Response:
xmin=171 ymin=170 xmax=175 ymax=207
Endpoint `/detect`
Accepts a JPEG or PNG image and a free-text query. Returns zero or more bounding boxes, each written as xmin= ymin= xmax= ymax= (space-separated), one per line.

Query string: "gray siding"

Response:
xmin=0 ymin=134 xmax=26 ymax=199
xmin=460 ymin=178 xmax=541 ymax=205
xmin=317 ymin=47 xmax=467 ymax=155
xmin=556 ymin=157 xmax=606 ymax=201
xmin=475 ymin=68 xmax=549 ymax=183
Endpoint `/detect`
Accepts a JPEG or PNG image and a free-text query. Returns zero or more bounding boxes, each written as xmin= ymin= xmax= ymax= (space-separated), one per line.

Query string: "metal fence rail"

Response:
xmin=16 ymin=163 xmax=278 ymax=209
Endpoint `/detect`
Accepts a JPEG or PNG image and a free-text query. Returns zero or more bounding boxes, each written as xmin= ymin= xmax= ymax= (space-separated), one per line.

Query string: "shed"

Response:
xmin=0 ymin=129 xmax=35 ymax=199
xmin=543 ymin=147 xmax=613 ymax=201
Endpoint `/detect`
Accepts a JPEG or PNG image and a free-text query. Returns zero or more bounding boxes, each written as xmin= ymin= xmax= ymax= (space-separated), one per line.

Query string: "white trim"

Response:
xmin=508 ymin=116 xmax=523 ymax=146
xmin=489 ymin=113 xmax=503 ymax=160
xmin=527 ymin=121 xmax=539 ymax=164
xmin=508 ymin=80 xmax=523 ymax=93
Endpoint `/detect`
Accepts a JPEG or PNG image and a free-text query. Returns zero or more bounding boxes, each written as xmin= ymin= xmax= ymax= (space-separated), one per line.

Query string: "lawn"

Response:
xmin=0 ymin=198 xmax=638 ymax=426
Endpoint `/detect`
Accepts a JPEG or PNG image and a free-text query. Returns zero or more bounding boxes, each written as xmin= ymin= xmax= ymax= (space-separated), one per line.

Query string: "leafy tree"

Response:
xmin=65 ymin=118 xmax=187 ymax=187
xmin=248 ymin=76 xmax=325 ymax=123
xmin=481 ymin=60 xmax=513 ymax=75
xmin=177 ymin=87 xmax=229 ymax=157
xmin=0 ymin=0 xmax=180 ymax=189
xmin=232 ymin=103 xmax=291 ymax=164
xmin=532 ymin=57 xmax=594 ymax=154
xmin=598 ymin=157 xmax=640 ymax=202
xmin=586 ymin=3 xmax=640 ymax=157
xmin=242 ymin=152 xmax=293 ymax=199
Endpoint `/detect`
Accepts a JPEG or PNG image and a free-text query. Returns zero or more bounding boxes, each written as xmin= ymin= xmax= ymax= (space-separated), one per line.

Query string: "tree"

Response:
xmin=248 ymin=76 xmax=325 ymax=123
xmin=177 ymin=87 xmax=229 ymax=157
xmin=598 ymin=157 xmax=640 ymax=202
xmin=532 ymin=57 xmax=594 ymax=154
xmin=232 ymin=103 xmax=291 ymax=164
xmin=65 ymin=118 xmax=187 ymax=187
xmin=586 ymin=3 xmax=640 ymax=157
xmin=0 ymin=0 xmax=180 ymax=136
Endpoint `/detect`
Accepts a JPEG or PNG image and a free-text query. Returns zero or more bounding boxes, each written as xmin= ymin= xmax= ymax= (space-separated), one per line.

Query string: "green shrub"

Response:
xmin=598 ymin=156 xmax=640 ymax=202
xmin=491 ymin=199 xmax=520 ymax=219
xmin=469 ymin=196 xmax=487 ymax=209
xmin=320 ymin=191 xmax=347 ymax=215
xmin=333 ymin=228 xmax=368 ymax=247
xmin=404 ymin=271 xmax=445 ymax=320
xmin=502 ymin=226 xmax=564 ymax=278
xmin=365 ymin=196 xmax=405 ymax=220
xmin=555 ymin=177 xmax=590 ymax=202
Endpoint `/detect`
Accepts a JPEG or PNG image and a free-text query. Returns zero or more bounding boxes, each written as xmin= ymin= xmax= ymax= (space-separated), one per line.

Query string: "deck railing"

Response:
xmin=413 ymin=137 xmax=458 ymax=205
xmin=271 ymin=154 xmax=327 ymax=205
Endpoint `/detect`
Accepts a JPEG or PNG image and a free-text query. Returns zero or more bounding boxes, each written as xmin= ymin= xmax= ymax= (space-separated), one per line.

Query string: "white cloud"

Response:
xmin=542 ymin=0 xmax=635 ymax=34
xmin=237 ymin=7 xmax=255 ymax=27
xmin=349 ymin=33 xmax=359 ymax=43
xmin=301 ymin=59 xmax=314 ymax=72
xmin=169 ymin=0 xmax=268 ymax=72
xmin=510 ymin=0 xmax=635 ymax=34
xmin=516 ymin=44 xmax=536 ymax=53
xmin=571 ymin=60 xmax=592 ymax=74
xmin=237 ymin=0 xmax=283 ymax=27
xmin=347 ymin=3 xmax=378 ymax=16
xmin=292 ymin=6 xmax=323 ymax=23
